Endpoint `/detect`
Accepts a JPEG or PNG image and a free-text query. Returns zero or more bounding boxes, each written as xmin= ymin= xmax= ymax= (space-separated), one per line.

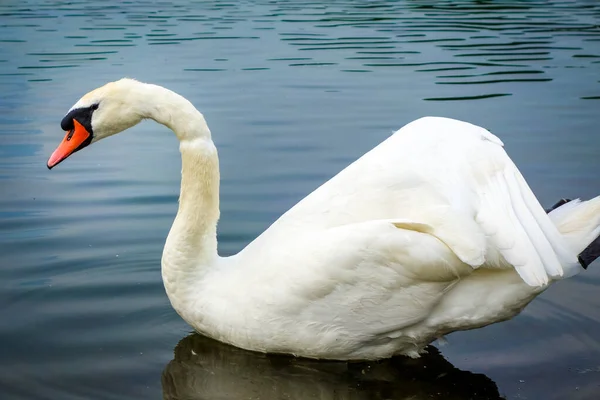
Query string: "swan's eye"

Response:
xmin=91 ymin=103 xmax=99 ymax=110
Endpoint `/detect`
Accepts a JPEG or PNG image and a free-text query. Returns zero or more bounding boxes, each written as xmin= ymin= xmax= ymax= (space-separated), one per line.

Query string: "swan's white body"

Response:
xmin=54 ymin=79 xmax=600 ymax=360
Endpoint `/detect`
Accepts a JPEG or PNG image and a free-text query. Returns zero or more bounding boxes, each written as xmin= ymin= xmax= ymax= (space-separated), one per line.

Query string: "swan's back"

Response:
xmin=247 ymin=116 xmax=580 ymax=287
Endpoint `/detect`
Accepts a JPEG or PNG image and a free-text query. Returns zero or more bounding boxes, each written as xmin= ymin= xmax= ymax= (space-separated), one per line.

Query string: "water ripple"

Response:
xmin=1 ymin=1 xmax=600 ymax=400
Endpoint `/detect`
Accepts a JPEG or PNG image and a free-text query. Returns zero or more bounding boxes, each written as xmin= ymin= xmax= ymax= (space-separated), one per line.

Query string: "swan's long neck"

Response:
xmin=165 ymin=140 xmax=220 ymax=274
xmin=138 ymin=84 xmax=220 ymax=302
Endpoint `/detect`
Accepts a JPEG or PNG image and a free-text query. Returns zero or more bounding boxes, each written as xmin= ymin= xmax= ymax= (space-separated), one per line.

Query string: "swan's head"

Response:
xmin=47 ymin=78 xmax=146 ymax=169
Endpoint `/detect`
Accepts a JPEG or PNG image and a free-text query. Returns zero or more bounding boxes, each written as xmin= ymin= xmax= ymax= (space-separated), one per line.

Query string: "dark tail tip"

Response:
xmin=546 ymin=198 xmax=599 ymax=269
xmin=545 ymin=198 xmax=572 ymax=213
xmin=579 ymin=236 xmax=600 ymax=270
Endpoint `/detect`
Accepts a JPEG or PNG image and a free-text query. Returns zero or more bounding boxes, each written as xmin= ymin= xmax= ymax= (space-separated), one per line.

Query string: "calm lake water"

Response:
xmin=1 ymin=0 xmax=600 ymax=399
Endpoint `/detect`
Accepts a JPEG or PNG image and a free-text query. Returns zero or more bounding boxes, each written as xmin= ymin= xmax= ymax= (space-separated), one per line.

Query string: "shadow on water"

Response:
xmin=162 ymin=334 xmax=504 ymax=400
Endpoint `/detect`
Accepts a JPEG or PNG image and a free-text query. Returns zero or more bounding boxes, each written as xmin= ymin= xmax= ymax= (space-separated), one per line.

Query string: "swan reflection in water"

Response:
xmin=162 ymin=334 xmax=504 ymax=400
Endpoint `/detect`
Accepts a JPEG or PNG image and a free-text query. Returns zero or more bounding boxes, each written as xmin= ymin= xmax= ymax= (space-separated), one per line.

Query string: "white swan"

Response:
xmin=47 ymin=78 xmax=600 ymax=360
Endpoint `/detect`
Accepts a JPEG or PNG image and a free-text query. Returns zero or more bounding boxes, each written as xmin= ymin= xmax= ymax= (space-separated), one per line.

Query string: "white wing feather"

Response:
xmin=253 ymin=116 xmax=579 ymax=288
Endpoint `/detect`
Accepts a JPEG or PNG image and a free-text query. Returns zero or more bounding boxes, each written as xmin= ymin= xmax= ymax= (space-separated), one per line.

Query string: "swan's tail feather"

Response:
xmin=548 ymin=196 xmax=600 ymax=268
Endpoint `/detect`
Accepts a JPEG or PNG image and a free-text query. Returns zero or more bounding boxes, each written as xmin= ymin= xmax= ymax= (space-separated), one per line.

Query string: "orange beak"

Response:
xmin=47 ymin=120 xmax=92 ymax=169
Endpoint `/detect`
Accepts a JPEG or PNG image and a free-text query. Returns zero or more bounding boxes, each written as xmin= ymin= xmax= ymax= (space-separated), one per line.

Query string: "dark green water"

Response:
xmin=1 ymin=1 xmax=600 ymax=399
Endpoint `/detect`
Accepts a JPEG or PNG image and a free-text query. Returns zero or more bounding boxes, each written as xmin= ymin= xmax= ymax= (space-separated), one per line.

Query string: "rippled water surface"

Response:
xmin=1 ymin=0 xmax=600 ymax=399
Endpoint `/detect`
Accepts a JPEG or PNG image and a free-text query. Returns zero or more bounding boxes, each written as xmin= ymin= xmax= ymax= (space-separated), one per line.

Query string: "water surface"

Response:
xmin=1 ymin=1 xmax=600 ymax=399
